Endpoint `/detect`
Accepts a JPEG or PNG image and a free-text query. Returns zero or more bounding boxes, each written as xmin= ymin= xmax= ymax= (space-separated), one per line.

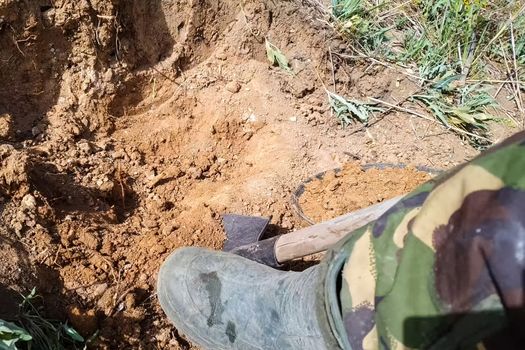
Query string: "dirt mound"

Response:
xmin=0 ymin=0 xmax=494 ymax=348
xmin=298 ymin=163 xmax=431 ymax=223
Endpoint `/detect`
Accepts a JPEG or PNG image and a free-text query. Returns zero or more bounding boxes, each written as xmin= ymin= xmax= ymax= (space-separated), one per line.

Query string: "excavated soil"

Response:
xmin=298 ymin=163 xmax=431 ymax=223
xmin=0 ymin=0 xmax=516 ymax=348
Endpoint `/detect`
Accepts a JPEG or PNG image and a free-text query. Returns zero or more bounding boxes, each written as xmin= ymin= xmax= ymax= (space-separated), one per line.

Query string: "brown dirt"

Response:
xmin=0 ymin=0 xmax=517 ymax=349
xmin=299 ymin=163 xmax=431 ymax=223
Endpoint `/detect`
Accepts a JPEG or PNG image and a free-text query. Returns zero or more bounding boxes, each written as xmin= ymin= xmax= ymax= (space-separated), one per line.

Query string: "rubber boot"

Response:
xmin=157 ymin=247 xmax=343 ymax=350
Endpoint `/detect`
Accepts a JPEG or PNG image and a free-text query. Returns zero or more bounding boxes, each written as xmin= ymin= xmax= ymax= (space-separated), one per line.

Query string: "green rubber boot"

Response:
xmin=157 ymin=247 xmax=343 ymax=350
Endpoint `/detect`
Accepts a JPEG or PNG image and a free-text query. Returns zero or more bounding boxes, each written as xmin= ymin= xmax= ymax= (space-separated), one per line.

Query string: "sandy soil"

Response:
xmin=0 ymin=0 xmax=517 ymax=348
xmin=297 ymin=163 xmax=431 ymax=223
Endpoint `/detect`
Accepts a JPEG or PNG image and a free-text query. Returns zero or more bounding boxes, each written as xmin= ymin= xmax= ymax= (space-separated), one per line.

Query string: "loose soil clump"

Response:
xmin=299 ymin=163 xmax=431 ymax=222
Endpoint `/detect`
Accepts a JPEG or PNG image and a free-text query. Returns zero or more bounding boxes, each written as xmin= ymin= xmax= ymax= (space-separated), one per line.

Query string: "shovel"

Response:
xmin=222 ymin=195 xmax=402 ymax=267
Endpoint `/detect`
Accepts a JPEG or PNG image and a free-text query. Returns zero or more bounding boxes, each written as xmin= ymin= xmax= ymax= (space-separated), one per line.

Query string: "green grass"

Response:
xmin=332 ymin=0 xmax=391 ymax=55
xmin=328 ymin=0 xmax=525 ymax=147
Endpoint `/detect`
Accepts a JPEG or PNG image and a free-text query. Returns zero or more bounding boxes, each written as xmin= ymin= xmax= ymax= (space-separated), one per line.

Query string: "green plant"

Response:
xmin=0 ymin=320 xmax=32 ymax=350
xmin=19 ymin=288 xmax=84 ymax=350
xmin=0 ymin=288 xmax=86 ymax=350
xmin=411 ymin=84 xmax=496 ymax=147
xmin=327 ymin=91 xmax=383 ymax=126
xmin=265 ymin=39 xmax=292 ymax=72
xmin=331 ymin=0 xmax=391 ymax=54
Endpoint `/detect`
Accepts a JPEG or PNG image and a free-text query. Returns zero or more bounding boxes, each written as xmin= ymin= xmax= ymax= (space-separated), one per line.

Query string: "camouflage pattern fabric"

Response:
xmin=336 ymin=131 xmax=525 ymax=349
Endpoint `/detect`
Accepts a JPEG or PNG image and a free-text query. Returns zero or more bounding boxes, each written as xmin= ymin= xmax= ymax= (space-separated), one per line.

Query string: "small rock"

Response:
xmin=225 ymin=81 xmax=241 ymax=93
xmin=103 ymin=69 xmax=113 ymax=82
xmin=41 ymin=8 xmax=55 ymax=26
xmin=98 ymin=140 xmax=111 ymax=151
xmin=112 ymin=150 xmax=126 ymax=159
xmin=80 ymin=118 xmax=89 ymax=128
xmin=289 ymin=116 xmax=298 ymax=122
xmin=98 ymin=181 xmax=114 ymax=193
xmin=78 ymin=140 xmax=94 ymax=154
xmin=89 ymin=254 xmax=111 ymax=272
xmin=161 ymin=223 xmax=178 ymax=235
xmin=71 ymin=125 xmax=81 ymax=136
xmin=31 ymin=126 xmax=43 ymax=136
xmin=0 ymin=144 xmax=14 ymax=156
xmin=215 ymin=51 xmax=227 ymax=60
xmin=130 ymin=151 xmax=141 ymax=161
xmin=156 ymin=329 xmax=171 ymax=343
xmin=281 ymin=217 xmax=293 ymax=229
xmin=0 ymin=113 xmax=12 ymax=139
xmin=77 ymin=231 xmax=100 ymax=250
xmin=246 ymin=113 xmax=257 ymax=123
xmin=139 ymin=273 xmax=148 ymax=283
xmin=21 ymin=194 xmax=37 ymax=211
xmin=151 ymin=243 xmax=167 ymax=255
xmin=13 ymin=221 xmax=23 ymax=234
xmin=143 ymin=219 xmax=159 ymax=229
xmin=97 ymin=287 xmax=116 ymax=315
xmin=187 ymin=167 xmax=203 ymax=179
xmin=124 ymin=293 xmax=136 ymax=310
xmin=92 ymin=283 xmax=108 ymax=297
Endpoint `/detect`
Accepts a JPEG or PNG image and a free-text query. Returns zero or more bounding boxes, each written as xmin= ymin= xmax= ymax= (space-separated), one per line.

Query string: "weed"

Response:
xmin=0 ymin=320 xmax=32 ymax=349
xmin=329 ymin=0 xmax=525 ymax=143
xmin=327 ymin=91 xmax=383 ymax=126
xmin=411 ymin=83 xmax=496 ymax=147
xmin=265 ymin=39 xmax=292 ymax=72
xmin=332 ymin=0 xmax=391 ymax=54
xmin=0 ymin=288 xmax=86 ymax=350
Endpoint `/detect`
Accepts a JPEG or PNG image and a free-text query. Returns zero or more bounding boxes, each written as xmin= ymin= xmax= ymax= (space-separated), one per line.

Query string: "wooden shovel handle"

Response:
xmin=274 ymin=196 xmax=403 ymax=263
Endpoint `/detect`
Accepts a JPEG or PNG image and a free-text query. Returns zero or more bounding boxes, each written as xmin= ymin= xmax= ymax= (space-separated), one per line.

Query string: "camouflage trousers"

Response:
xmin=326 ymin=131 xmax=525 ymax=349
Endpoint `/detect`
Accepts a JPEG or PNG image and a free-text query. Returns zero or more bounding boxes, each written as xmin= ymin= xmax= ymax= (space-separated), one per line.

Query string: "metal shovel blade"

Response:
xmin=222 ymin=214 xmax=270 ymax=251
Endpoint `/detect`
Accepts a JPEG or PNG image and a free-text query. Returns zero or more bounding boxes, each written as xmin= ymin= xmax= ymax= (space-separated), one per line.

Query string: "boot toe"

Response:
xmin=157 ymin=247 xmax=233 ymax=348
xmin=157 ymin=247 xmax=334 ymax=350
